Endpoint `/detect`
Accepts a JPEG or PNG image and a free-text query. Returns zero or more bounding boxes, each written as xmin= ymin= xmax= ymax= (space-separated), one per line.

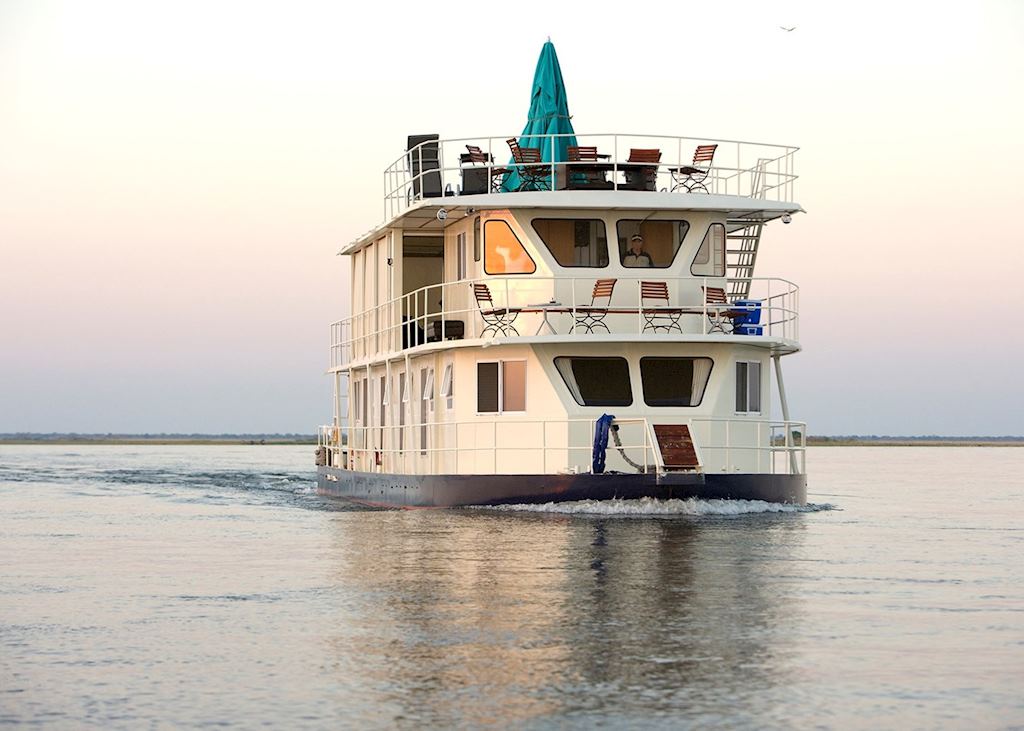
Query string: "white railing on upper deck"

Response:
xmin=384 ymin=133 xmax=799 ymax=219
xmin=329 ymin=276 xmax=798 ymax=369
xmin=317 ymin=416 xmax=807 ymax=477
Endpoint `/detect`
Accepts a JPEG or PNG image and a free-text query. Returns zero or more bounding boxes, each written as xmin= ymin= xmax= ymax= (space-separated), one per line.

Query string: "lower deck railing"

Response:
xmin=331 ymin=276 xmax=798 ymax=369
xmin=316 ymin=416 xmax=806 ymax=477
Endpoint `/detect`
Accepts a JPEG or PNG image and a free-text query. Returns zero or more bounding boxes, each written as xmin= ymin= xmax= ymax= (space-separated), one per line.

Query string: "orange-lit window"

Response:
xmin=484 ymin=220 xmax=536 ymax=275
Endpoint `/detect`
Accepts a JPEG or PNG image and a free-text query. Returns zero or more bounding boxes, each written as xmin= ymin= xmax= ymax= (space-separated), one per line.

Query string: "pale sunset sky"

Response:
xmin=1 ymin=0 xmax=1022 ymax=435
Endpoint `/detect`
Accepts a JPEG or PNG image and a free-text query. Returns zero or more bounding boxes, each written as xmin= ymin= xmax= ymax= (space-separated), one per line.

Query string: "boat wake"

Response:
xmin=475 ymin=497 xmax=834 ymax=516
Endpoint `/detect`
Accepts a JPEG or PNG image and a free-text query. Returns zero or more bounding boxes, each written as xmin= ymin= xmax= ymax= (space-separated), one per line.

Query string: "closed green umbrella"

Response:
xmin=502 ymin=40 xmax=578 ymax=192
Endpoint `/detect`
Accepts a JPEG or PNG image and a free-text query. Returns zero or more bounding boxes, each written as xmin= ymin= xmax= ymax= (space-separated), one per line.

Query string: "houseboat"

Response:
xmin=316 ymin=129 xmax=807 ymax=507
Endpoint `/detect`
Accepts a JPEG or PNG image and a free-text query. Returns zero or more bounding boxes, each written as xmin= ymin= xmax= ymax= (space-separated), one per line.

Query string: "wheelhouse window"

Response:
xmin=640 ymin=357 xmax=713 ymax=407
xmin=735 ymin=361 xmax=762 ymax=413
xmin=554 ymin=357 xmax=632 ymax=406
xmin=484 ymin=220 xmax=536 ymax=275
xmin=691 ymin=223 xmax=726 ymax=277
xmin=531 ymin=219 xmax=609 ymax=268
xmin=477 ymin=360 xmax=526 ymax=413
xmin=616 ymin=220 xmax=690 ymax=268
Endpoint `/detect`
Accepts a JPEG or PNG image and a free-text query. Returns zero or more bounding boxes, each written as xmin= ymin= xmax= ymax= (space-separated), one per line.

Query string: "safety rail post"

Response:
xmin=636 ymin=280 xmax=642 ymax=334
xmin=613 ymin=135 xmax=618 ymax=192
xmin=550 ymin=134 xmax=555 ymax=191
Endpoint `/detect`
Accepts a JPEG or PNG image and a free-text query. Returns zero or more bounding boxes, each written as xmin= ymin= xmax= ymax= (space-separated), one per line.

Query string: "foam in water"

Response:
xmin=475 ymin=497 xmax=834 ymax=516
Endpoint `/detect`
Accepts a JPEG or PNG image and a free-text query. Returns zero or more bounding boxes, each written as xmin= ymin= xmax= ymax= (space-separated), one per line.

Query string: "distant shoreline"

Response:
xmin=1 ymin=436 xmax=1021 ymax=447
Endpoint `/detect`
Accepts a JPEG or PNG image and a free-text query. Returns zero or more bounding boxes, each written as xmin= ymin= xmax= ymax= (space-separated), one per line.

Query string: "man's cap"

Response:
xmin=630 ymin=233 xmax=644 ymax=241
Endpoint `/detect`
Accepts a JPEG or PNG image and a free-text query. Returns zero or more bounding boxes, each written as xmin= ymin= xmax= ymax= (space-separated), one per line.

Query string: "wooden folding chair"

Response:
xmin=624 ymin=148 xmax=662 ymax=191
xmin=670 ymin=144 xmax=718 ymax=193
xmin=474 ymin=283 xmax=519 ymax=336
xmin=640 ymin=281 xmax=683 ymax=333
xmin=571 ymin=278 xmax=617 ymax=333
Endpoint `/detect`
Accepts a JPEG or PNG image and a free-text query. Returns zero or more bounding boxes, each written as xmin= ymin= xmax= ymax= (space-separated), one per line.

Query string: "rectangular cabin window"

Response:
xmin=692 ymin=223 xmax=726 ymax=277
xmin=640 ymin=357 xmax=713 ymax=407
xmin=477 ymin=362 xmax=499 ymax=413
xmin=457 ymin=232 xmax=467 ymax=281
xmin=484 ymin=220 xmax=536 ymax=275
xmin=477 ymin=360 xmax=526 ymax=413
xmin=617 ymin=220 xmax=690 ymax=268
xmin=441 ymin=363 xmax=454 ymax=410
xmin=554 ymin=357 xmax=632 ymax=406
xmin=531 ymin=219 xmax=608 ymax=268
xmin=735 ymin=361 xmax=762 ymax=413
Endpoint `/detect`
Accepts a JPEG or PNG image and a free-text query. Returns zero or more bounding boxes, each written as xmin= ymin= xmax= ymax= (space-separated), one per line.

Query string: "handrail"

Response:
xmin=330 ymin=275 xmax=799 ymax=369
xmin=317 ymin=415 xmax=807 ymax=477
xmin=383 ymin=132 xmax=799 ymax=219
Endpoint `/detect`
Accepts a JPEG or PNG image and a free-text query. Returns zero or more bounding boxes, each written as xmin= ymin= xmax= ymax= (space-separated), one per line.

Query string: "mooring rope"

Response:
xmin=610 ymin=423 xmax=652 ymax=473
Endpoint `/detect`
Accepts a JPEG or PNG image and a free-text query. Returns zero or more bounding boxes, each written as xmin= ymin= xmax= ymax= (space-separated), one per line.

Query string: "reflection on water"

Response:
xmin=1 ymin=446 xmax=1023 ymax=728
xmin=325 ymin=510 xmax=809 ymax=727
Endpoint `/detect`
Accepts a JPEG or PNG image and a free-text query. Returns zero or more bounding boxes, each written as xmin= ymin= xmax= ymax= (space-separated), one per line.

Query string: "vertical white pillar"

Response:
xmin=773 ymin=353 xmax=797 ymax=474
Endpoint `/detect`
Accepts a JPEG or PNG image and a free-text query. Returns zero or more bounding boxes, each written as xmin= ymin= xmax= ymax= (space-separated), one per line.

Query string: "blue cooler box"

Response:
xmin=732 ymin=299 xmax=763 ymax=335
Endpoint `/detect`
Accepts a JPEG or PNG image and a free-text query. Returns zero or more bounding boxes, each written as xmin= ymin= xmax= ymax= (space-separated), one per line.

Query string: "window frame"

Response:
xmin=530 ymin=218 xmax=610 ymax=269
xmin=691 ymin=222 xmax=726 ymax=277
xmin=456 ymin=231 xmax=467 ymax=281
xmin=735 ymin=360 xmax=763 ymax=415
xmin=476 ymin=359 xmax=528 ymax=414
xmin=554 ymin=356 xmax=633 ymax=407
xmin=639 ymin=356 xmax=714 ymax=408
xmin=615 ymin=219 xmax=691 ymax=269
xmin=441 ymin=363 xmax=454 ymax=411
xmin=483 ymin=219 xmax=537 ymax=275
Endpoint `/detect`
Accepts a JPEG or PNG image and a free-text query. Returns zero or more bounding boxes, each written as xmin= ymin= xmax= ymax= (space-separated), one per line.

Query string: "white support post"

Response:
xmin=773 ymin=353 xmax=798 ymax=474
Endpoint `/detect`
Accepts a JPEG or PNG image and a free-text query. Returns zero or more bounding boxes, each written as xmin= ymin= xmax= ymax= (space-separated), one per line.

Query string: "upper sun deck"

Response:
xmin=377 ymin=132 xmax=799 ymax=226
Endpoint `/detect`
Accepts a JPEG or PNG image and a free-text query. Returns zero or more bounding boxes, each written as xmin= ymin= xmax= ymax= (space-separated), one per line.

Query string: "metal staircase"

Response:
xmin=725 ymin=158 xmax=772 ymax=301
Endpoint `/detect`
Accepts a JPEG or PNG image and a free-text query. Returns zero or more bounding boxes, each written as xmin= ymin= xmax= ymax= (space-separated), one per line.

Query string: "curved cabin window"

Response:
xmin=616 ymin=220 xmax=690 ymax=268
xmin=531 ymin=219 xmax=608 ymax=268
xmin=640 ymin=357 xmax=713 ymax=407
xmin=484 ymin=220 xmax=536 ymax=275
xmin=554 ymin=357 xmax=632 ymax=406
xmin=691 ymin=223 xmax=726 ymax=277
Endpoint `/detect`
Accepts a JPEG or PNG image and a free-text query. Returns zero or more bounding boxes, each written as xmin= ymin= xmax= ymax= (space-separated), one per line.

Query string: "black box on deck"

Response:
xmin=429 ymin=320 xmax=465 ymax=341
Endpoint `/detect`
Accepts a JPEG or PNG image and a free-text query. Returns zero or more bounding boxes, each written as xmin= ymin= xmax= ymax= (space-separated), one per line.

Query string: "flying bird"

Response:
xmin=779 ymin=25 xmax=796 ymax=32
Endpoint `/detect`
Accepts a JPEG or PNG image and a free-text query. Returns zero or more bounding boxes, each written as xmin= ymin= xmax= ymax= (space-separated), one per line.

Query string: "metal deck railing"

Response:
xmin=384 ymin=133 xmax=799 ymax=219
xmin=330 ymin=276 xmax=798 ymax=369
xmin=317 ymin=416 xmax=807 ymax=477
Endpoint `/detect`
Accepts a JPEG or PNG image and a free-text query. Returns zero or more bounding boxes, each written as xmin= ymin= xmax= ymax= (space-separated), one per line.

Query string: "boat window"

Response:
xmin=477 ymin=362 xmax=499 ymax=412
xmin=554 ymin=357 xmax=632 ymax=407
xmin=420 ymin=367 xmax=433 ymax=454
xmin=616 ymin=220 xmax=689 ymax=268
xmin=735 ymin=361 xmax=762 ymax=413
xmin=691 ymin=223 xmax=726 ymax=277
xmin=640 ymin=357 xmax=713 ymax=407
xmin=502 ymin=361 xmax=526 ymax=411
xmin=457 ymin=232 xmax=467 ymax=281
xmin=531 ymin=219 xmax=609 ymax=268
xmin=441 ymin=363 xmax=454 ymax=410
xmin=473 ymin=217 xmax=481 ymax=262
xmin=398 ymin=373 xmax=407 ymax=452
xmin=477 ymin=360 xmax=526 ymax=413
xmin=484 ymin=220 xmax=536 ymax=275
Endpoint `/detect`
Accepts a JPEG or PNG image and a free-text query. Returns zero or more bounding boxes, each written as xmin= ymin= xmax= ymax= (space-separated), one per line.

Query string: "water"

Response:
xmin=1 ymin=446 xmax=1022 ymax=729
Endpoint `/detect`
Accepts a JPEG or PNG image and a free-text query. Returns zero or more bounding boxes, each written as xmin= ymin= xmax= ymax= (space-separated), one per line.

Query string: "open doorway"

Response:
xmin=401 ymin=234 xmax=444 ymax=347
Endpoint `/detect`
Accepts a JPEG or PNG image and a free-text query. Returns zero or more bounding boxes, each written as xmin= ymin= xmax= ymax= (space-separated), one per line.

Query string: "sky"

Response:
xmin=1 ymin=0 xmax=1022 ymax=436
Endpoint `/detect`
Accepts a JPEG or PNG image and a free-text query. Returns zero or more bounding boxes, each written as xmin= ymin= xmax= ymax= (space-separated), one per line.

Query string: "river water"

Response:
xmin=1 ymin=446 xmax=1022 ymax=729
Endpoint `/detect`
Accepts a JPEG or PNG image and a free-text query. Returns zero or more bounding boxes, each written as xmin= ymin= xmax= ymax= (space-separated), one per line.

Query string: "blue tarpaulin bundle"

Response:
xmin=592 ymin=414 xmax=616 ymax=474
